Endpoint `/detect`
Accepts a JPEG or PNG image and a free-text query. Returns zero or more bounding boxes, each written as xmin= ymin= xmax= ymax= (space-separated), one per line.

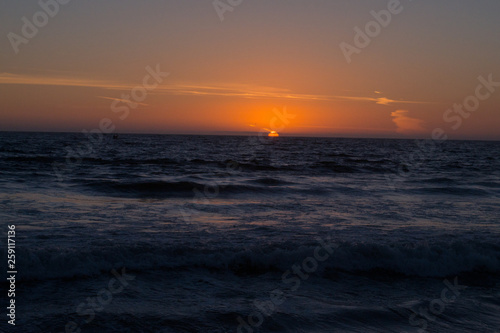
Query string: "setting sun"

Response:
xmin=268 ymin=131 xmax=279 ymax=137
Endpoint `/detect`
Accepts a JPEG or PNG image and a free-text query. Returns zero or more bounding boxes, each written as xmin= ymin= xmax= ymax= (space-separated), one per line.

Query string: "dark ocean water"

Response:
xmin=0 ymin=132 xmax=499 ymax=333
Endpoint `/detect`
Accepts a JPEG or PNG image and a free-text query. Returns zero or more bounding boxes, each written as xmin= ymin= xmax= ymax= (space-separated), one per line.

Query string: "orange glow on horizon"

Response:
xmin=268 ymin=131 xmax=279 ymax=137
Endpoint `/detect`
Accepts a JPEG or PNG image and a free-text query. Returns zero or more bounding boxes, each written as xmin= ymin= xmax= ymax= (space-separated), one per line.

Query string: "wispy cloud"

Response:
xmin=0 ymin=73 xmax=327 ymax=101
xmin=96 ymin=96 xmax=149 ymax=107
xmin=0 ymin=73 xmax=128 ymax=90
xmin=0 ymin=72 xmax=429 ymax=106
xmin=296 ymin=125 xmax=391 ymax=133
xmin=331 ymin=95 xmax=426 ymax=106
xmin=157 ymin=84 xmax=428 ymax=105
xmin=155 ymin=83 xmax=332 ymax=101
xmin=391 ymin=110 xmax=425 ymax=134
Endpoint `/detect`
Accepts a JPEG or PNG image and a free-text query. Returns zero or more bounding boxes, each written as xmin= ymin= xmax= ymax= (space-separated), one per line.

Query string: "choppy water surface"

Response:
xmin=0 ymin=132 xmax=499 ymax=332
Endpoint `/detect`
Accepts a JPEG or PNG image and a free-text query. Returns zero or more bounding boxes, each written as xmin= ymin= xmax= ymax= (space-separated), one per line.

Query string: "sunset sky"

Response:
xmin=1 ymin=0 xmax=499 ymax=139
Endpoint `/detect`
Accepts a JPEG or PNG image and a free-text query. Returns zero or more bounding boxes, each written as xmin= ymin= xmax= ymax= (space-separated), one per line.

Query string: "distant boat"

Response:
xmin=113 ymin=134 xmax=119 ymax=139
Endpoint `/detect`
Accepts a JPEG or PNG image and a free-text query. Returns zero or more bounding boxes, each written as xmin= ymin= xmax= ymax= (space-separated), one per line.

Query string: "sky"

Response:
xmin=1 ymin=0 xmax=499 ymax=140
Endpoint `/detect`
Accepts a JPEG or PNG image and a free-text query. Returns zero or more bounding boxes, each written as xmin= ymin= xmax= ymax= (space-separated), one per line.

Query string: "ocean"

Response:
xmin=0 ymin=132 xmax=499 ymax=332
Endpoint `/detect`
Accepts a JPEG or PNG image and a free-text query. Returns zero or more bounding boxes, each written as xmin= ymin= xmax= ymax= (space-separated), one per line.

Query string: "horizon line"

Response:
xmin=0 ymin=129 xmax=498 ymax=142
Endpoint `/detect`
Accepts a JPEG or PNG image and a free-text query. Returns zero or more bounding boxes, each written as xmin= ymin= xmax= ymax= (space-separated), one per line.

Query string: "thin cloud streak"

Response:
xmin=96 ymin=96 xmax=149 ymax=107
xmin=0 ymin=73 xmax=128 ymax=90
xmin=296 ymin=125 xmax=392 ymax=132
xmin=0 ymin=73 xmax=429 ymax=106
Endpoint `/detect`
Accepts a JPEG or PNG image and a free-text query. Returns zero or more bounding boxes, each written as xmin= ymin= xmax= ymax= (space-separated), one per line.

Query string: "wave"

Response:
xmin=4 ymin=153 xmax=465 ymax=177
xmin=3 ymin=155 xmax=64 ymax=163
xmin=84 ymin=180 xmax=203 ymax=197
xmin=327 ymin=153 xmax=353 ymax=158
xmin=82 ymin=180 xmax=275 ymax=198
xmin=249 ymin=177 xmax=294 ymax=186
xmin=345 ymin=158 xmax=391 ymax=165
xmin=473 ymin=181 xmax=500 ymax=188
xmin=408 ymin=177 xmax=457 ymax=184
xmin=311 ymin=161 xmax=359 ymax=173
xmin=412 ymin=186 xmax=491 ymax=196
xmin=4 ymin=155 xmax=180 ymax=165
xmin=87 ymin=157 xmax=180 ymax=166
xmin=6 ymin=239 xmax=500 ymax=282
